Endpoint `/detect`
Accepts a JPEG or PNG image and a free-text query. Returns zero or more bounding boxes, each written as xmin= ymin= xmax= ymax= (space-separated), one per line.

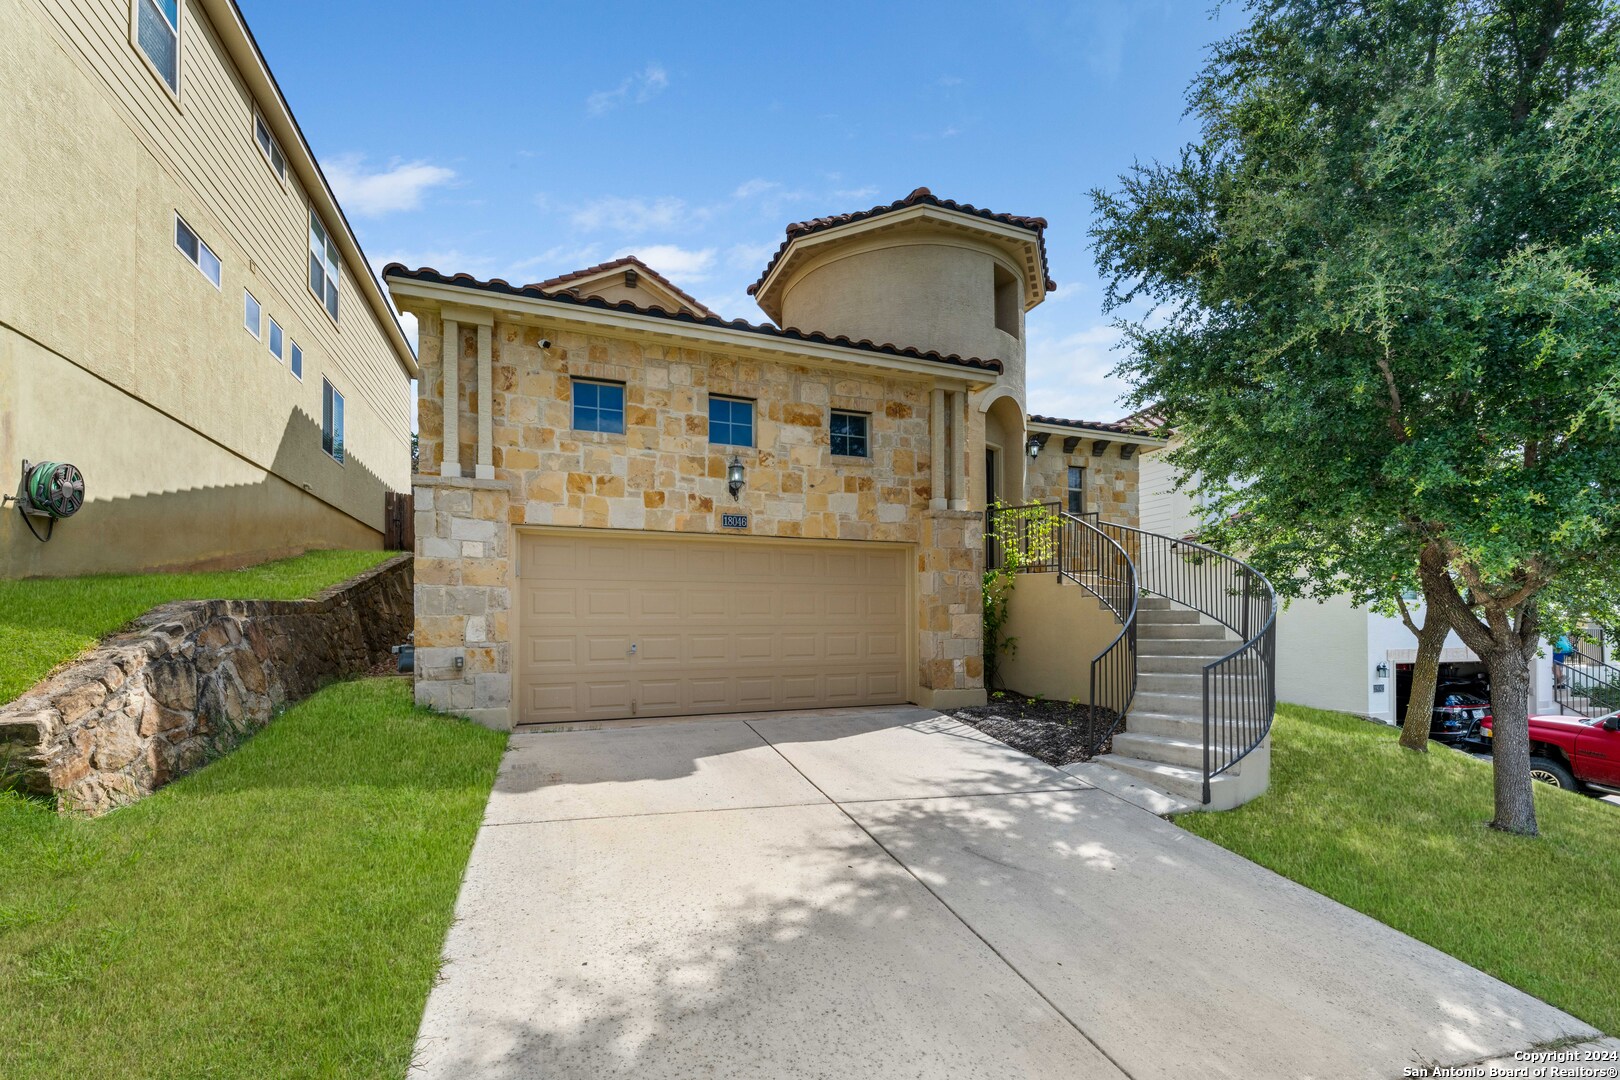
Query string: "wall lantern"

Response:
xmin=727 ymin=456 xmax=746 ymax=501
xmin=1026 ymin=436 xmax=1042 ymax=460
xmin=1375 ymin=662 xmax=1390 ymax=680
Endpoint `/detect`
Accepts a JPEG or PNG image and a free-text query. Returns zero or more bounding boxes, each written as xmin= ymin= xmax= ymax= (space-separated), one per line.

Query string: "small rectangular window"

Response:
xmin=308 ymin=211 xmax=340 ymax=321
xmin=254 ymin=113 xmax=287 ymax=180
xmin=290 ymin=341 xmax=303 ymax=380
xmin=708 ymin=396 xmax=754 ymax=448
xmin=174 ymin=214 xmax=220 ymax=287
xmin=1067 ymin=465 xmax=1084 ymax=515
xmin=134 ymin=0 xmax=179 ymax=93
xmin=830 ymin=410 xmax=869 ymax=457
xmin=244 ymin=290 xmax=261 ymax=338
xmin=267 ymin=317 xmax=284 ymax=361
xmin=572 ymin=379 xmax=625 ymax=434
xmin=322 ymin=378 xmax=345 ymax=463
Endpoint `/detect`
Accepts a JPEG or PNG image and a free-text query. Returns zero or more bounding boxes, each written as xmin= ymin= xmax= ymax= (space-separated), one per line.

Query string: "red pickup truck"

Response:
xmin=1478 ymin=710 xmax=1620 ymax=796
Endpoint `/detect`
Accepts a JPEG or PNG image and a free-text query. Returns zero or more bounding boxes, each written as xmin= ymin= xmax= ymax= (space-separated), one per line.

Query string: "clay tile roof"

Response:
xmin=748 ymin=186 xmax=1056 ymax=296
xmin=528 ymin=255 xmax=714 ymax=318
xmin=382 ymin=264 xmax=1003 ymax=376
xmin=1027 ymin=413 xmax=1166 ymax=438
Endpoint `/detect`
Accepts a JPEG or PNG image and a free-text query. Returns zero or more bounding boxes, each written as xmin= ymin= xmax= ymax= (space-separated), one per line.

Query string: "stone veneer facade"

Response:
xmin=410 ymin=310 xmax=991 ymax=728
xmin=1025 ymin=438 xmax=1141 ymax=526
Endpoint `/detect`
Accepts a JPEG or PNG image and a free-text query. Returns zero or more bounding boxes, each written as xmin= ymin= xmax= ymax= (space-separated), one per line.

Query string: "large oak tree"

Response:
xmin=1092 ymin=0 xmax=1620 ymax=834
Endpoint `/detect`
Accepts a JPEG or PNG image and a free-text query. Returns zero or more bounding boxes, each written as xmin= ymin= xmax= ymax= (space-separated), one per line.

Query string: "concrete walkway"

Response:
xmin=410 ymin=707 xmax=1609 ymax=1079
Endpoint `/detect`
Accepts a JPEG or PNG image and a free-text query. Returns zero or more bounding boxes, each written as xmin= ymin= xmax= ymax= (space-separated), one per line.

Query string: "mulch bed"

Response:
xmin=950 ymin=692 xmax=1123 ymax=768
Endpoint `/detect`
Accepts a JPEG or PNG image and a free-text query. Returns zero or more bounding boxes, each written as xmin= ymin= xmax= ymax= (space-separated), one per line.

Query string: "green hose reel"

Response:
xmin=7 ymin=459 xmax=85 ymax=542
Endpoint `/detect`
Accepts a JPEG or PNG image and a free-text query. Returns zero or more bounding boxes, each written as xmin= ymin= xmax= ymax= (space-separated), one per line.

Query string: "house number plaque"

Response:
xmin=721 ymin=513 xmax=748 ymax=529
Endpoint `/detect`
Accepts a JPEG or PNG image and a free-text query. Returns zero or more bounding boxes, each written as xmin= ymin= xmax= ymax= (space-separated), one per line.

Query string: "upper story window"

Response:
xmin=830 ymin=410 xmax=869 ymax=458
xmin=322 ymin=378 xmax=345 ymax=463
xmin=1067 ymin=465 xmax=1084 ymax=515
xmin=572 ymin=379 xmax=625 ymax=434
xmin=993 ymin=264 xmax=1020 ymax=339
xmin=290 ymin=341 xmax=304 ymax=381
xmin=133 ymin=0 xmax=179 ymax=94
xmin=267 ymin=317 xmax=284 ymax=362
xmin=254 ymin=113 xmax=287 ymax=181
xmin=308 ymin=211 xmax=340 ymax=321
xmin=174 ymin=214 xmax=220 ymax=287
xmin=243 ymin=289 xmax=261 ymax=338
xmin=708 ymin=396 xmax=754 ymax=448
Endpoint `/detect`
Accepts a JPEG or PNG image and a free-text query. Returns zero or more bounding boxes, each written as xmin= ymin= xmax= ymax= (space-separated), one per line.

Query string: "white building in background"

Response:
xmin=1137 ymin=443 xmax=1559 ymax=722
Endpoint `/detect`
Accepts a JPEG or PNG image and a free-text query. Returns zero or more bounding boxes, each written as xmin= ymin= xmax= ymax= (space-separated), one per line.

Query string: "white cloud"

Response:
xmin=398 ymin=311 xmax=419 ymax=352
xmin=726 ymin=241 xmax=778 ymax=269
xmin=570 ymin=195 xmax=693 ymax=233
xmin=614 ymin=244 xmax=716 ymax=281
xmin=586 ymin=63 xmax=669 ymax=116
xmin=326 ymin=156 xmax=455 ymax=216
xmin=733 ymin=178 xmax=779 ymax=200
xmin=1024 ymin=321 xmax=1135 ymax=422
xmin=372 ymin=248 xmax=500 ymax=279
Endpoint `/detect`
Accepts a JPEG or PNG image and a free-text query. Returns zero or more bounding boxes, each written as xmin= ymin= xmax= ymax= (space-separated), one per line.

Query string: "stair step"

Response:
xmin=1112 ymin=731 xmax=1214 ymax=769
xmin=1096 ymin=754 xmax=1214 ymax=801
xmin=1138 ymin=622 xmax=1230 ymax=640
xmin=1131 ymin=690 xmax=1205 ymax=715
xmin=1137 ymin=654 xmax=1219 ymax=675
xmin=1136 ymin=637 xmax=1234 ymax=658
xmin=1122 ymin=711 xmax=1205 ymax=739
xmin=1135 ymin=596 xmax=1174 ymax=611
xmin=1134 ymin=607 xmax=1205 ymax=625
xmin=1137 ymin=671 xmax=1266 ymax=695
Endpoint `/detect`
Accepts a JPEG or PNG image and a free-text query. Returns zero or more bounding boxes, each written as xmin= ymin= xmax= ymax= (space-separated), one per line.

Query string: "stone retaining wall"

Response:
xmin=0 ymin=554 xmax=412 ymax=813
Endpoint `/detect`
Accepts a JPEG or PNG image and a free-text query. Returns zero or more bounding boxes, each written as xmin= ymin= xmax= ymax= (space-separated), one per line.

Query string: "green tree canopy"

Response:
xmin=1091 ymin=0 xmax=1620 ymax=834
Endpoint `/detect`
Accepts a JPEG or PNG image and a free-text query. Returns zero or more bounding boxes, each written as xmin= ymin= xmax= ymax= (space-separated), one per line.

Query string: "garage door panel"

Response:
xmin=518 ymin=533 xmax=909 ymax=722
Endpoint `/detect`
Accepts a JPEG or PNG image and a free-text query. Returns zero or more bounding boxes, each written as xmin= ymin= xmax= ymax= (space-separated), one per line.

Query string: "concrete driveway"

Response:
xmin=410 ymin=707 xmax=1612 ymax=1079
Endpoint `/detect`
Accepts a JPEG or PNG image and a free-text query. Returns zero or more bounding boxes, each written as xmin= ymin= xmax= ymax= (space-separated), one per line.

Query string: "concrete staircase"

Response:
xmin=1094 ymin=596 xmax=1271 ymax=812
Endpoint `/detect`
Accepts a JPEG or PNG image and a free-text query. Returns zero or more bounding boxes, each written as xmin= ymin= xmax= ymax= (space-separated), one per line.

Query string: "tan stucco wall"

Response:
xmin=1026 ymin=438 xmax=1141 ymax=527
xmin=776 ymin=232 xmax=1026 ymax=410
xmin=0 ymin=0 xmax=409 ymax=575
xmin=998 ymin=574 xmax=1130 ymax=704
xmin=0 ymin=328 xmax=380 ymax=575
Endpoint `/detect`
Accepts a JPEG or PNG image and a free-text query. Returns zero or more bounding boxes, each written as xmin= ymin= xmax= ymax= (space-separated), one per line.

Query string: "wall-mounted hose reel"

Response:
xmin=4 ymin=459 xmax=85 ymax=542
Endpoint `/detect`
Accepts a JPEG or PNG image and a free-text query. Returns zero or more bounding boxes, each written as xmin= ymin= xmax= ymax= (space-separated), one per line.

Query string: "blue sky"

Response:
xmin=240 ymin=0 xmax=1238 ymax=423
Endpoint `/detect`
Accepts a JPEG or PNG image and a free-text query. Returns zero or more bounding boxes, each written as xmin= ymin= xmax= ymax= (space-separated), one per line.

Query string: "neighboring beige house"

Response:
xmin=1 ymin=0 xmax=417 ymax=577
xmin=389 ymin=188 xmax=1162 ymax=729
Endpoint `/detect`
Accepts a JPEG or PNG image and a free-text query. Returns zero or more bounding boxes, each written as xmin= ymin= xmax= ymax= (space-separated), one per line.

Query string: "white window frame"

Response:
xmin=308 ymin=210 xmax=340 ymax=323
xmin=244 ymin=289 xmax=261 ymax=339
xmin=173 ymin=213 xmax=220 ymax=288
xmin=321 ymin=377 xmax=346 ymax=464
xmin=289 ymin=341 xmax=304 ymax=381
xmin=129 ymin=0 xmax=181 ymax=99
xmin=267 ymin=317 xmax=284 ymax=362
xmin=253 ymin=110 xmax=288 ymax=183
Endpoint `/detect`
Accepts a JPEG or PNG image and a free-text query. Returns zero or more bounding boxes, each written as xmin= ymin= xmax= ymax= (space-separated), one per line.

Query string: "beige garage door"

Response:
xmin=517 ymin=532 xmax=909 ymax=723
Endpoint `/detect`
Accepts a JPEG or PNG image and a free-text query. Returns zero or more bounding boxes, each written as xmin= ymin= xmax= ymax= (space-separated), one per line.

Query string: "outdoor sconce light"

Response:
xmin=1026 ymin=436 xmax=1042 ymax=460
xmin=727 ymin=456 xmax=746 ymax=501
xmin=1376 ymin=662 xmax=1390 ymax=680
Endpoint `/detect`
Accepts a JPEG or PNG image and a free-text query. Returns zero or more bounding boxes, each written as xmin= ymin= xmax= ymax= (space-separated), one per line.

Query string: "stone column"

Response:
xmin=475 ymin=322 xmax=494 ymax=479
xmin=440 ymin=317 xmax=460 ymax=476
xmin=929 ymin=387 xmax=947 ymax=510
xmin=948 ymin=390 xmax=968 ymax=510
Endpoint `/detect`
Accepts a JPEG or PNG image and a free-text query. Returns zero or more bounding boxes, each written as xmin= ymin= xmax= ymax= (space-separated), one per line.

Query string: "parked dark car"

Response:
xmin=1430 ymin=690 xmax=1492 ymax=745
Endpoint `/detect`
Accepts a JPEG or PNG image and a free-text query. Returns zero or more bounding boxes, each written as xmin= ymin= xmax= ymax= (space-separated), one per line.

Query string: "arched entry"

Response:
xmin=981 ymin=392 xmax=1026 ymax=507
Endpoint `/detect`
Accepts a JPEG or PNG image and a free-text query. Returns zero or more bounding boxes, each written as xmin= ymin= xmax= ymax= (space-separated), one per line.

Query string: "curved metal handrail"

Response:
xmin=1093 ymin=521 xmax=1278 ymax=803
xmin=986 ymin=503 xmax=1139 ymax=748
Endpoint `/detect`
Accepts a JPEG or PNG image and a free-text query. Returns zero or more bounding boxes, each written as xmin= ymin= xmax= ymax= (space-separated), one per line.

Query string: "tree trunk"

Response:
xmin=1484 ymin=647 xmax=1539 ymax=836
xmin=1399 ymin=609 xmax=1449 ymax=752
xmin=1417 ymin=546 xmax=1541 ymax=836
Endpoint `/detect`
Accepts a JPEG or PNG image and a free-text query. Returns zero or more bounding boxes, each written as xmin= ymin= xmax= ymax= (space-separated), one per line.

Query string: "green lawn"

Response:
xmin=1179 ymin=703 xmax=1619 ymax=1036
xmin=0 ymin=549 xmax=396 ymax=705
xmin=0 ymin=678 xmax=507 ymax=1079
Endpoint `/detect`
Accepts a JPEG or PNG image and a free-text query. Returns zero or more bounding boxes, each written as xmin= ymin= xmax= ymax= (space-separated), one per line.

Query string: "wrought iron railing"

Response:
xmin=1093 ymin=522 xmax=1277 ymax=804
xmin=1556 ymin=654 xmax=1620 ymax=718
xmin=986 ymin=503 xmax=1138 ymax=743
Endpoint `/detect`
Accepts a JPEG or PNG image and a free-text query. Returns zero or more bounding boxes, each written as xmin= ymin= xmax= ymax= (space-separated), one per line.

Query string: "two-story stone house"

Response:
xmin=387 ymin=189 xmax=1162 ymax=729
xmin=2 ymin=0 xmax=416 ymax=577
